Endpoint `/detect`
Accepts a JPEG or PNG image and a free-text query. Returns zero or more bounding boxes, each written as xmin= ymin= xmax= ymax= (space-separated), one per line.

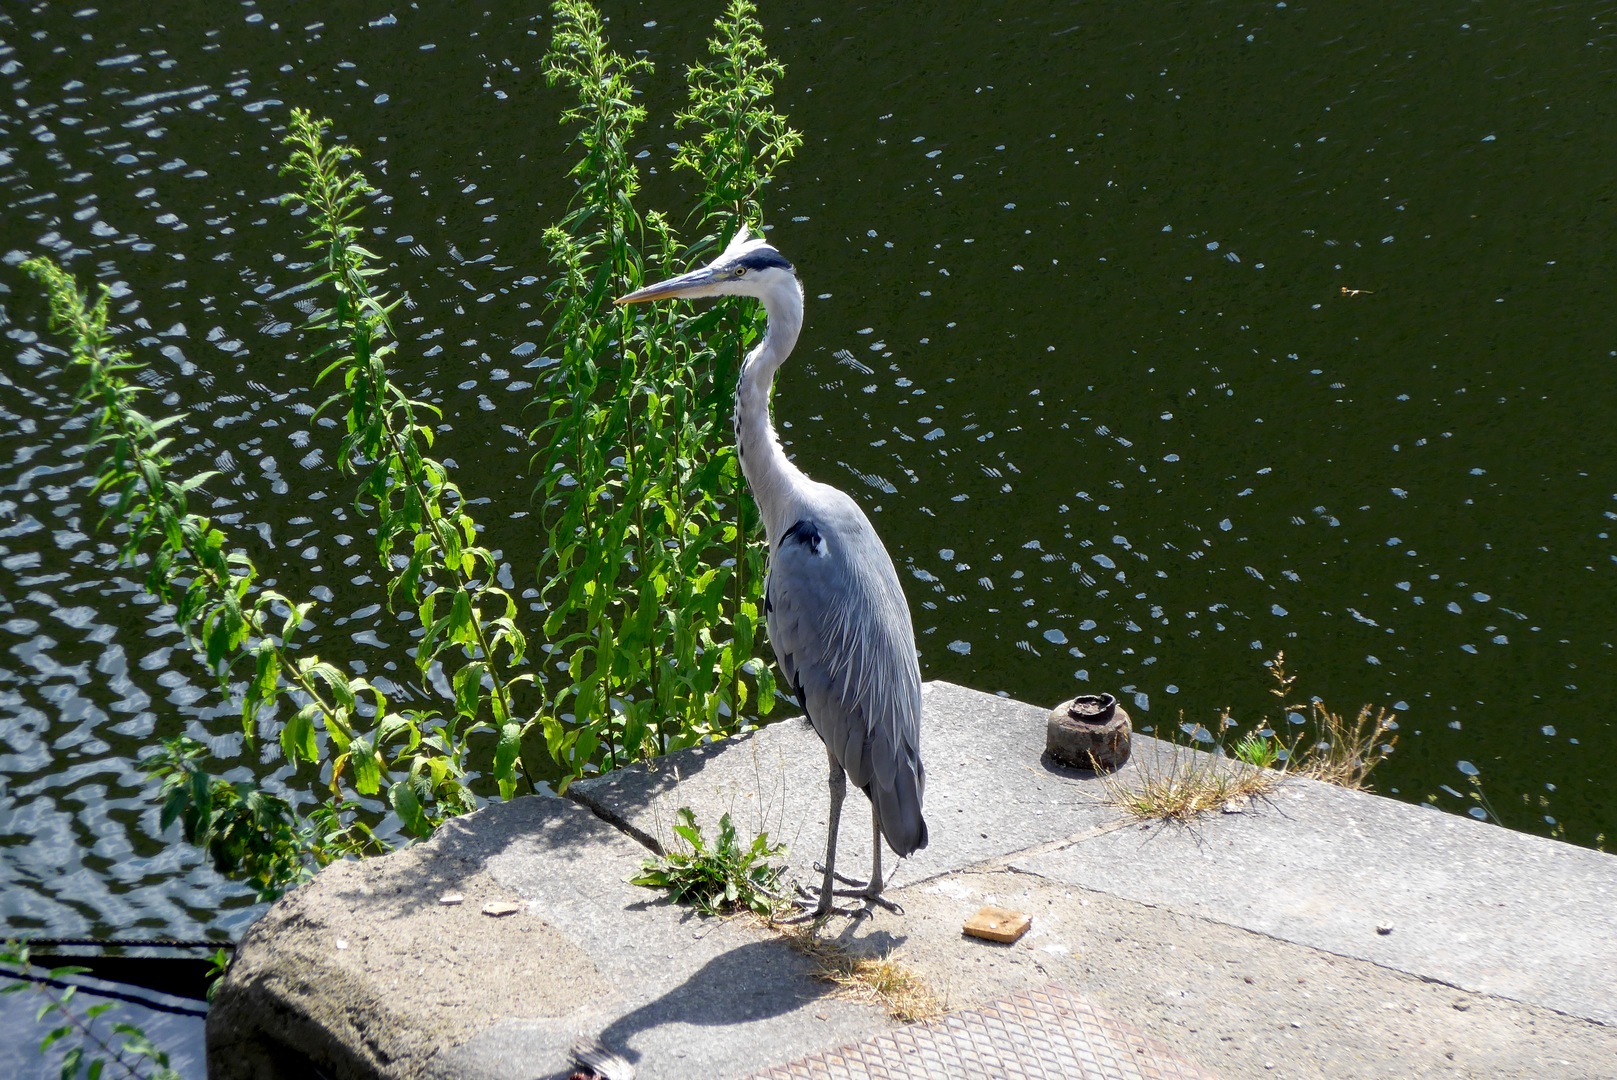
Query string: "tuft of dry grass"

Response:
xmin=1288 ymin=700 xmax=1398 ymax=790
xmin=780 ymin=926 xmax=944 ymax=1023
xmin=1103 ymin=742 xmax=1277 ymax=822
xmin=1265 ymin=650 xmax=1399 ymax=790
xmin=1105 ymin=651 xmax=1399 ymax=822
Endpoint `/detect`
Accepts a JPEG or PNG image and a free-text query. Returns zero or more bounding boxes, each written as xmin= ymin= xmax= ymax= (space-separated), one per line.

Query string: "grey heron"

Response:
xmin=617 ymin=227 xmax=927 ymax=915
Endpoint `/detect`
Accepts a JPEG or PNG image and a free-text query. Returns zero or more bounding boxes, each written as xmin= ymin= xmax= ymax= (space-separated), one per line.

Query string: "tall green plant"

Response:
xmin=21 ymin=112 xmax=540 ymax=895
xmin=674 ymin=0 xmax=803 ymax=713
xmin=532 ymin=0 xmax=798 ymax=788
xmin=24 ymin=255 xmax=358 ymax=897
xmin=675 ymin=0 xmax=803 ymax=228
xmin=281 ymin=109 xmax=534 ymax=808
xmin=22 ymin=0 xmax=805 ymax=898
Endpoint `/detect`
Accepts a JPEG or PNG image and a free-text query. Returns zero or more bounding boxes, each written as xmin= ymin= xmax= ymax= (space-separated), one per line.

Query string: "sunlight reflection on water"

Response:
xmin=2 ymin=0 xmax=1614 ymax=941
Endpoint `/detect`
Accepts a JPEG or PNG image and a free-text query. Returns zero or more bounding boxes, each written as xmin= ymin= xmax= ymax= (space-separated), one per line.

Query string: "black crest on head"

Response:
xmin=735 ymin=247 xmax=795 ymax=274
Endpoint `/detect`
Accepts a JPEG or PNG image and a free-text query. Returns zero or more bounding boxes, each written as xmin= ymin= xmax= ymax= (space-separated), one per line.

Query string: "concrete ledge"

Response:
xmin=575 ymin=681 xmax=1617 ymax=1025
xmin=208 ymin=681 xmax=1617 ymax=1079
xmin=1015 ymin=772 xmax=1617 ymax=1025
xmin=209 ymin=796 xmax=886 ymax=1080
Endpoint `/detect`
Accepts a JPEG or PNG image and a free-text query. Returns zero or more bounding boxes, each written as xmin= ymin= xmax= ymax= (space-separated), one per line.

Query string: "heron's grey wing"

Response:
xmin=764 ymin=505 xmax=927 ymax=855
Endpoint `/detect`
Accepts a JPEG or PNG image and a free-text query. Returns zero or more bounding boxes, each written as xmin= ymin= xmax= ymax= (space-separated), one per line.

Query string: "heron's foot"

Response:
xmin=806 ymin=862 xmax=905 ymax=914
xmin=780 ymin=900 xmax=882 ymax=925
xmin=839 ymin=890 xmax=903 ymax=916
xmin=781 ymin=888 xmax=851 ymax=922
xmin=779 ymin=904 xmax=838 ymax=925
xmin=788 ymin=882 xmax=903 ymax=919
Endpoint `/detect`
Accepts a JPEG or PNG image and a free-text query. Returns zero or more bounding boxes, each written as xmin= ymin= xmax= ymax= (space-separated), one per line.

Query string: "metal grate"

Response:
xmin=745 ymin=983 xmax=1216 ymax=1080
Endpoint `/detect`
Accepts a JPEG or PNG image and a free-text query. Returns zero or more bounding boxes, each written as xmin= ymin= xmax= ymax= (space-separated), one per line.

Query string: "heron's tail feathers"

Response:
xmin=874 ymin=754 xmax=928 ymax=857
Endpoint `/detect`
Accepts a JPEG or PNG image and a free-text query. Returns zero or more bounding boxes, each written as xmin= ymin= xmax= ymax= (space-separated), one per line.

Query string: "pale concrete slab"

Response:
xmin=839 ymin=869 xmax=1617 ymax=1079
xmin=1013 ymin=772 xmax=1617 ymax=1025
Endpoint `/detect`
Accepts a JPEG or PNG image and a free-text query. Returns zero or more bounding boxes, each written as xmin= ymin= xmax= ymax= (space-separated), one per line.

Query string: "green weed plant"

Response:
xmin=630 ymin=808 xmax=787 ymax=917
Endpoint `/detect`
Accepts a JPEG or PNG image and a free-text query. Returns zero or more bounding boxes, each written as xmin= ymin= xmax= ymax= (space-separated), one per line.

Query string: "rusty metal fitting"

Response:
xmin=1046 ymin=692 xmax=1132 ymax=771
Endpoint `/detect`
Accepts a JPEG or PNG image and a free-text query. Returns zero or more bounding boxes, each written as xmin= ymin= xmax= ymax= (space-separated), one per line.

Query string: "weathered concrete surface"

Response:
xmin=209 ymin=795 xmax=885 ymax=1080
xmin=824 ymin=870 xmax=1617 ymax=1078
xmin=209 ymin=681 xmax=1617 ymax=1079
xmin=1014 ymin=776 xmax=1617 ymax=1026
xmin=576 ymin=681 xmax=1617 ymax=1028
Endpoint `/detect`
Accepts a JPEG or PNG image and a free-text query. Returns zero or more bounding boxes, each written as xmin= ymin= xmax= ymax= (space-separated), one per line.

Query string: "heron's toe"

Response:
xmin=812 ymin=861 xmax=871 ymax=889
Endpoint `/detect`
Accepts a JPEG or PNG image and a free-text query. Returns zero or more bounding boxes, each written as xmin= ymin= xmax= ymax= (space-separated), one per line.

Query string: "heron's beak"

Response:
xmin=614 ymin=266 xmax=723 ymax=306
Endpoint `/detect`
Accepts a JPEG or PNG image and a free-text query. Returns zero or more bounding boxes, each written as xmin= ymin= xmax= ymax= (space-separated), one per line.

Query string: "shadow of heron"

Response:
xmin=583 ymin=936 xmax=836 ymax=1071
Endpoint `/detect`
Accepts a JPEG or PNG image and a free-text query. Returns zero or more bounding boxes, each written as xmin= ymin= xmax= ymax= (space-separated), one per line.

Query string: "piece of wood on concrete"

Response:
xmin=963 ymin=905 xmax=1031 ymax=943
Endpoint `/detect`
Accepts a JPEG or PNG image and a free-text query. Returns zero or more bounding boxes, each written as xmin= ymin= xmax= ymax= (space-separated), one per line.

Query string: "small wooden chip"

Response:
xmin=482 ymin=900 xmax=521 ymax=917
xmin=963 ymin=905 xmax=1031 ymax=944
xmin=438 ymin=892 xmax=465 ymax=906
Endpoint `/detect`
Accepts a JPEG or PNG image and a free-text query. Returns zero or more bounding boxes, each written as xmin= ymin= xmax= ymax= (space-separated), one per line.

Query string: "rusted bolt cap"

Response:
xmin=1067 ymin=693 xmax=1118 ymax=724
xmin=1047 ymin=692 xmax=1132 ymax=771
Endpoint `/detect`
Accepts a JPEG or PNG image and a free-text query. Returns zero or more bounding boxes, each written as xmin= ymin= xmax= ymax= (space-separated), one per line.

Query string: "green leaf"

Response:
xmin=452 ymin=661 xmax=486 ymax=720
xmin=755 ymin=662 xmax=776 ymax=715
xmin=493 ymin=721 xmax=523 ymax=800
xmin=299 ymin=660 xmax=357 ymax=712
xmin=350 ymin=735 xmax=382 ymax=795
xmin=160 ymin=783 xmax=190 ymax=833
xmin=447 ymin=587 xmax=475 ymax=648
xmin=390 ymin=780 xmax=431 ymax=837
xmin=178 ymin=470 xmax=221 ymax=493
xmin=281 ymin=703 xmax=321 ymax=764
xmin=244 ymin=645 xmax=282 ymax=736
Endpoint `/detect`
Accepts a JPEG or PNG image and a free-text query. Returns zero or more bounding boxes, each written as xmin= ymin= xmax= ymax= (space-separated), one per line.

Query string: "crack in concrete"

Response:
xmin=565 ymin=784 xmax=667 ymax=856
xmin=974 ymin=817 xmax=1139 ymax=876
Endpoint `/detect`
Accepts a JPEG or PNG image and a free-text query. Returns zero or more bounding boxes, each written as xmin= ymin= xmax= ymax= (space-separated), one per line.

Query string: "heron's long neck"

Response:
xmin=734 ymin=284 xmax=806 ymax=549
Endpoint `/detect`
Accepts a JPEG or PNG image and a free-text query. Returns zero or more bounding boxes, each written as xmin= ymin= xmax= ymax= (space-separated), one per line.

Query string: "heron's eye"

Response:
xmin=734 ymin=267 xmax=748 ymax=277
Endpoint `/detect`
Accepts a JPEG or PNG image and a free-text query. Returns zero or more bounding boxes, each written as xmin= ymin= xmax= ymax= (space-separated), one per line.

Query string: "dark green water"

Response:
xmin=2 ymin=1 xmax=1613 ymax=942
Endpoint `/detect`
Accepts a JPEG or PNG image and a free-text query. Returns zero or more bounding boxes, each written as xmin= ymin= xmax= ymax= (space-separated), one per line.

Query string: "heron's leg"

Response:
xmin=805 ymin=805 xmax=903 ymax=914
xmin=810 ymin=799 xmax=880 ymax=886
xmin=852 ymin=807 xmax=904 ymax=915
xmin=867 ymin=805 xmax=884 ymax=898
xmin=790 ymin=754 xmax=905 ymax=918
xmin=792 ymin=751 xmax=862 ymax=918
xmin=815 ymin=748 xmax=846 ymax=915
